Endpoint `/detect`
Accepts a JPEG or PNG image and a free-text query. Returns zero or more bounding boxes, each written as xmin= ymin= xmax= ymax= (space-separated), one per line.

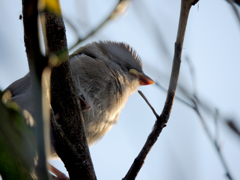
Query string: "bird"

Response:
xmin=5 ymin=41 xmax=154 ymax=179
xmin=6 ymin=41 xmax=154 ymax=146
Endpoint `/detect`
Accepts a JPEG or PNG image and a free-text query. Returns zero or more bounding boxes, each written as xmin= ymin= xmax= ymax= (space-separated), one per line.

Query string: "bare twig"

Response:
xmin=69 ymin=16 xmax=109 ymax=51
xmin=214 ymin=109 xmax=219 ymax=146
xmin=185 ymin=55 xmax=234 ymax=180
xmin=226 ymin=119 xmax=240 ymax=137
xmin=193 ymin=103 xmax=233 ymax=180
xmin=226 ymin=0 xmax=240 ymax=26
xmin=63 ymin=16 xmax=81 ymax=40
xmin=138 ymin=0 xmax=236 ymax=177
xmin=155 ymin=82 xmax=194 ymax=108
xmin=69 ymin=0 xmax=132 ymax=51
xmin=231 ymin=0 xmax=240 ymax=6
xmin=185 ymin=55 xmax=198 ymax=94
xmin=138 ymin=90 xmax=159 ymax=119
xmin=22 ymin=0 xmax=50 ymax=179
xmin=149 ymin=43 xmax=236 ymax=180
xmin=133 ymin=0 xmax=172 ymax=60
xmin=122 ymin=1 xmax=199 ymax=179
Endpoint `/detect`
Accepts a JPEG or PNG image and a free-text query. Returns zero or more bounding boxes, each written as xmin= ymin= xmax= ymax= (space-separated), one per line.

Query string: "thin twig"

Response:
xmin=122 ymin=1 xmax=199 ymax=179
xmin=138 ymin=90 xmax=159 ymax=119
xmin=226 ymin=0 xmax=240 ymax=26
xmin=133 ymin=0 xmax=172 ymax=60
xmin=194 ymin=103 xmax=233 ymax=180
xmin=185 ymin=55 xmax=198 ymax=94
xmin=185 ymin=55 xmax=234 ymax=180
xmin=155 ymin=82 xmax=194 ymax=108
xmin=69 ymin=0 xmax=132 ymax=51
xmin=193 ymin=99 xmax=233 ymax=180
xmin=63 ymin=15 xmax=81 ymax=41
xmin=231 ymin=0 xmax=240 ymax=6
xmin=214 ymin=109 xmax=219 ymax=145
xmin=225 ymin=119 xmax=240 ymax=137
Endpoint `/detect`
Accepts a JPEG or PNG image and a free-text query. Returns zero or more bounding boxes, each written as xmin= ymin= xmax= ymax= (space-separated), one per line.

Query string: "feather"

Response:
xmin=5 ymin=73 xmax=31 ymax=97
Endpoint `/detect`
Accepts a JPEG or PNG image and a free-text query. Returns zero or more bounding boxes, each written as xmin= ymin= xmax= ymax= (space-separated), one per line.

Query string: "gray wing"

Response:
xmin=5 ymin=73 xmax=31 ymax=97
xmin=5 ymin=73 xmax=33 ymax=114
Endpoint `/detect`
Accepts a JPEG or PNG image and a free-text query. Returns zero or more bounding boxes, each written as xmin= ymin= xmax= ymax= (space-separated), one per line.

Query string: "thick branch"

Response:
xmin=22 ymin=0 xmax=50 ymax=179
xmin=123 ymin=0 xmax=199 ymax=179
xmin=43 ymin=2 xmax=96 ymax=180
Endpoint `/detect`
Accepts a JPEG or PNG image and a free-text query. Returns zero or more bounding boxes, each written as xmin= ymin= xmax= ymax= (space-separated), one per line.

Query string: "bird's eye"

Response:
xmin=83 ymin=52 xmax=96 ymax=59
xmin=125 ymin=64 xmax=132 ymax=71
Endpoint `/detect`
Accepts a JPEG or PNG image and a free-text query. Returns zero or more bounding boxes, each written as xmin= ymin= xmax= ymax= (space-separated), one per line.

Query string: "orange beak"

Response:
xmin=129 ymin=69 xmax=155 ymax=86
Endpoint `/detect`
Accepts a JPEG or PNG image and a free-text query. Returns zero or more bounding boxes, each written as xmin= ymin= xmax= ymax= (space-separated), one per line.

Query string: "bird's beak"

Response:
xmin=129 ymin=69 xmax=155 ymax=86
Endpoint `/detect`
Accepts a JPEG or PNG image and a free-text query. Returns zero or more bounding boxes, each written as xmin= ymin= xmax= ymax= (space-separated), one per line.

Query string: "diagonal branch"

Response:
xmin=69 ymin=0 xmax=132 ymax=51
xmin=226 ymin=0 xmax=240 ymax=26
xmin=123 ymin=0 xmax=199 ymax=179
xmin=186 ymin=57 xmax=234 ymax=180
xmin=138 ymin=90 xmax=159 ymax=119
xmin=193 ymin=103 xmax=233 ymax=180
xmin=41 ymin=1 xmax=96 ymax=180
xmin=22 ymin=0 xmax=50 ymax=179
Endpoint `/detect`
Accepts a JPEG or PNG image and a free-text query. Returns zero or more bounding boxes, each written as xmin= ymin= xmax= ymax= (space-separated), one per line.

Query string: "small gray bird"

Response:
xmin=5 ymin=41 xmax=154 ymax=146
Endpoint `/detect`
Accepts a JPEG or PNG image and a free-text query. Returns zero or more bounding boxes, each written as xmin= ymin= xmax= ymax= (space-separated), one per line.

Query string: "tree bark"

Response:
xmin=43 ymin=2 xmax=97 ymax=180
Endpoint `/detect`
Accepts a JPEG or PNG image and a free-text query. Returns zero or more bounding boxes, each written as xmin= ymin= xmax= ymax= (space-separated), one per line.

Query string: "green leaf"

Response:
xmin=0 ymin=91 xmax=36 ymax=180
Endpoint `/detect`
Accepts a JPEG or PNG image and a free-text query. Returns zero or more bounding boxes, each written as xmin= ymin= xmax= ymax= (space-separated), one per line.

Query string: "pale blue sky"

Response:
xmin=1 ymin=0 xmax=240 ymax=180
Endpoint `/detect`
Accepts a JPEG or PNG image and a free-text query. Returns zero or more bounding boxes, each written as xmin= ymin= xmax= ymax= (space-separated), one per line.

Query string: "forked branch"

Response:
xmin=123 ymin=0 xmax=199 ymax=179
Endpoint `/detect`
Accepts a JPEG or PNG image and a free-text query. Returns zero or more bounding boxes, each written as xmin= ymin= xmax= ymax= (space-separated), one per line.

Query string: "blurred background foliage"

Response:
xmin=0 ymin=91 xmax=35 ymax=180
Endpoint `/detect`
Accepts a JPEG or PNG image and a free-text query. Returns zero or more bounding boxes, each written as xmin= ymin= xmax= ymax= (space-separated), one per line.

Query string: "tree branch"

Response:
xmin=186 ymin=56 xmax=234 ymax=179
xmin=42 ymin=1 xmax=96 ymax=179
xmin=138 ymin=90 xmax=159 ymax=119
xmin=22 ymin=0 xmax=50 ymax=179
xmin=184 ymin=55 xmax=234 ymax=180
xmin=122 ymin=1 xmax=199 ymax=179
xmin=69 ymin=0 xmax=132 ymax=51
xmin=226 ymin=0 xmax=240 ymax=26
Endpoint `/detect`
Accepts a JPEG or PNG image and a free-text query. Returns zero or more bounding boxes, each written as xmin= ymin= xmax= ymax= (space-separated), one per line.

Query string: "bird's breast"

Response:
xmin=82 ymin=83 xmax=131 ymax=146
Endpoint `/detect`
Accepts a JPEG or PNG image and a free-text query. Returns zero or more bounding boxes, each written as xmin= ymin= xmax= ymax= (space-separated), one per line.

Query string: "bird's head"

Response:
xmin=71 ymin=41 xmax=154 ymax=86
